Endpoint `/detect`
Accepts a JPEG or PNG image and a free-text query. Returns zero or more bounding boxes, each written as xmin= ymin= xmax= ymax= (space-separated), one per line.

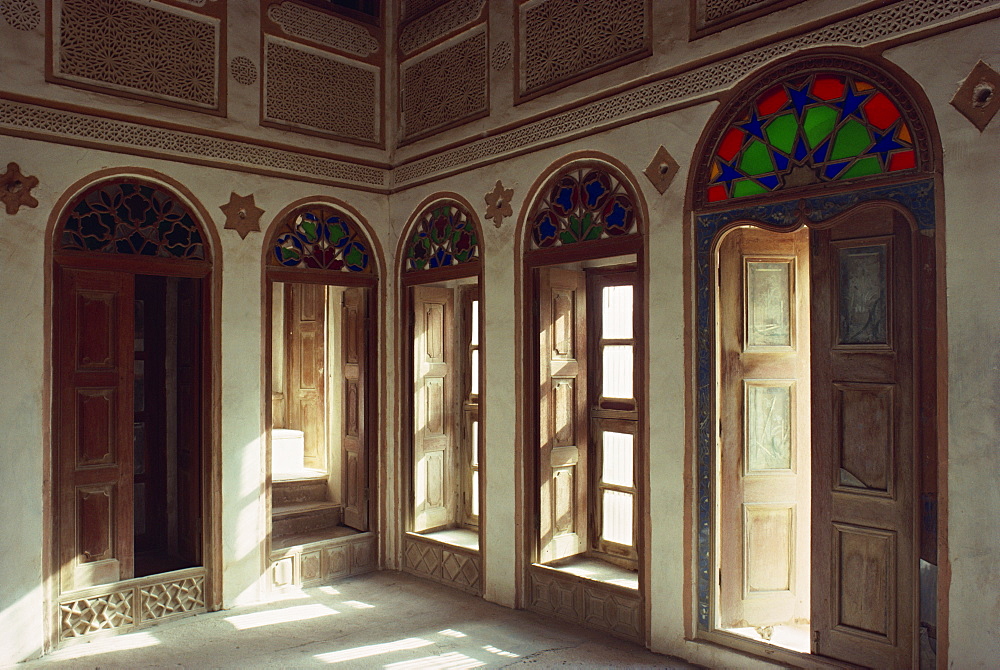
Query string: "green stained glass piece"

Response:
xmin=345 ymin=246 xmax=364 ymax=267
xmin=764 ymin=113 xmax=797 ymax=154
xmin=739 ymin=140 xmax=775 ymax=176
xmin=830 ymin=120 xmax=872 ymax=160
xmin=839 ymin=156 xmax=883 ymax=180
xmin=328 ymin=225 xmax=346 ymax=246
xmin=299 ymin=219 xmax=318 ymax=242
xmin=733 ymin=179 xmax=768 ymax=198
xmin=803 ymin=105 xmax=838 ymax=148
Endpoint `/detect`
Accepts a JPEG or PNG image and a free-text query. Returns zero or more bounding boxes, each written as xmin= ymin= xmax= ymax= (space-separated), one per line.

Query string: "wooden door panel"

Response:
xmin=412 ymin=286 xmax=454 ymax=532
xmin=57 ymin=267 xmax=134 ymax=592
xmin=718 ymin=226 xmax=810 ymax=629
xmin=176 ymin=277 xmax=202 ymax=563
xmin=285 ymin=283 xmax=326 ymax=470
xmin=341 ymin=287 xmax=368 ymax=530
xmin=811 ymin=207 xmax=915 ymax=668
xmin=538 ymin=267 xmax=587 ymax=563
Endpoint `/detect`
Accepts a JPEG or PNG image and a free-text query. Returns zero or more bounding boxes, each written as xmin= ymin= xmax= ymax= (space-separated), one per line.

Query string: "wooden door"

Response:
xmin=176 ymin=277 xmax=203 ymax=562
xmin=412 ymin=286 xmax=455 ymax=532
xmin=811 ymin=206 xmax=916 ymax=668
xmin=718 ymin=226 xmax=811 ymax=630
xmin=56 ymin=266 xmax=134 ymax=591
xmin=537 ymin=267 xmax=588 ymax=563
xmin=285 ymin=283 xmax=326 ymax=471
xmin=341 ymin=287 xmax=368 ymax=530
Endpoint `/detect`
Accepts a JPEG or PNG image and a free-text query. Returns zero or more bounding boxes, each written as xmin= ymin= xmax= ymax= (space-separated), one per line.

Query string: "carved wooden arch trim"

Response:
xmin=397 ymin=192 xmax=483 ymax=282
xmin=263 ymin=196 xmax=385 ymax=281
xmin=517 ymin=151 xmax=649 ymax=265
xmin=690 ymin=52 xmax=938 ymax=212
xmin=51 ymin=169 xmax=219 ymax=265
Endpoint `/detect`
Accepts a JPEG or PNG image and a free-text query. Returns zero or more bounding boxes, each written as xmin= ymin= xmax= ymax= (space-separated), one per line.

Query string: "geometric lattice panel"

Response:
xmin=139 ymin=576 xmax=206 ymax=622
xmin=519 ymin=0 xmax=649 ymax=98
xmin=53 ymin=0 xmax=220 ymax=109
xmin=527 ymin=565 xmax=642 ymax=643
xmin=400 ymin=28 xmax=488 ymax=141
xmin=264 ymin=38 xmax=379 ymax=145
xmin=60 ymin=589 xmax=134 ymax=639
xmin=269 ymin=533 xmax=378 ymax=591
xmin=695 ymin=0 xmax=801 ymax=32
xmin=403 ymin=535 xmax=482 ymax=595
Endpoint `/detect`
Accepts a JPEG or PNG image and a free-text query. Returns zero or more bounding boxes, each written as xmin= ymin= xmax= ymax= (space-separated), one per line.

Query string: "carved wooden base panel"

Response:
xmin=527 ymin=564 xmax=643 ymax=643
xmin=269 ymin=532 xmax=377 ymax=590
xmin=403 ymin=534 xmax=482 ymax=595
xmin=58 ymin=568 xmax=206 ymax=642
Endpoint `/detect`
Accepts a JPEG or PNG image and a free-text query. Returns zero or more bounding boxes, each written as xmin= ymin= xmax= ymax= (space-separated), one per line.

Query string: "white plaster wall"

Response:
xmin=886 ymin=20 xmax=1000 ymax=668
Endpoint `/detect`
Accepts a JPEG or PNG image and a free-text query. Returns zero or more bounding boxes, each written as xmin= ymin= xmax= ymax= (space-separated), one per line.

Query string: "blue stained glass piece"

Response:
xmin=793 ymin=138 xmax=808 ymax=161
xmin=757 ymin=174 xmax=780 ymax=190
xmin=789 ymin=85 xmax=815 ymax=116
xmin=605 ymin=202 xmax=627 ymax=229
xmin=584 ymin=180 xmax=607 ymax=209
xmin=813 ymin=139 xmax=830 ymax=163
xmin=428 ymin=255 xmax=440 ymax=269
xmin=824 ymin=161 xmax=851 ymax=179
xmin=839 ymin=86 xmax=870 ymax=119
xmin=555 ymin=185 xmax=574 ymax=213
xmin=773 ymin=152 xmax=790 ymax=171
xmin=870 ymin=130 xmax=904 ymax=161
xmin=537 ymin=213 xmax=557 ymax=241
xmin=714 ymin=161 xmax=744 ymax=184
xmin=739 ymin=111 xmax=766 ymax=140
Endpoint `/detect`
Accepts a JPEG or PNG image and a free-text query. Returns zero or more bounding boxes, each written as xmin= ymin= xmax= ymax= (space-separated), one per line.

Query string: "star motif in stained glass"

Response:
xmin=788 ymin=84 xmax=816 ymax=116
xmin=738 ymin=111 xmax=766 ymax=140
xmin=869 ymin=130 xmax=904 ymax=164
xmin=713 ymin=160 xmax=744 ymax=184
xmin=838 ymin=85 xmax=871 ymax=119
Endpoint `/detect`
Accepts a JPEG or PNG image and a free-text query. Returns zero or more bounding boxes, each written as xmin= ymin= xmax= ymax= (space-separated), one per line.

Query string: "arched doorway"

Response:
xmin=398 ymin=195 xmax=485 ymax=594
xmin=690 ymin=55 xmax=941 ymax=668
xmin=263 ymin=199 xmax=381 ymax=589
xmin=51 ymin=175 xmax=216 ymax=642
xmin=520 ymin=155 xmax=649 ymax=643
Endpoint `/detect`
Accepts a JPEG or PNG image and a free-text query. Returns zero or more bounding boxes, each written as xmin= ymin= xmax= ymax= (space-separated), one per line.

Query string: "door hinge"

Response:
xmin=812 ymin=629 xmax=820 ymax=651
xmin=718 ymin=568 xmax=722 ymax=588
xmin=363 ymin=487 xmax=370 ymax=502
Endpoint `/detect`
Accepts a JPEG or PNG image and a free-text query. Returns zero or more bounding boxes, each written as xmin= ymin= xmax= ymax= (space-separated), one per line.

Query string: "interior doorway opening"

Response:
xmin=269 ymin=281 xmax=370 ymax=549
xmin=714 ymin=225 xmax=810 ymax=653
xmin=133 ymin=275 xmax=204 ymax=578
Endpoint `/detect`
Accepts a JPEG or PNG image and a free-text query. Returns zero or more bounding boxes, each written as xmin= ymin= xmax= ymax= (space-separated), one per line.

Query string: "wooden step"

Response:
xmin=273 ymin=477 xmax=328 ymax=506
xmin=272 ymin=501 xmax=343 ymax=539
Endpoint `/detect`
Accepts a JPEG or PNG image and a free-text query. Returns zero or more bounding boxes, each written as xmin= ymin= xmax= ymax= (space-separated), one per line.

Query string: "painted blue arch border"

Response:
xmin=694 ymin=177 xmax=935 ymax=630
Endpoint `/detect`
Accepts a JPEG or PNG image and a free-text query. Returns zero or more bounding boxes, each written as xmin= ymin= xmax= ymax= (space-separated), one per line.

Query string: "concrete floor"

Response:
xmin=18 ymin=571 xmax=699 ymax=669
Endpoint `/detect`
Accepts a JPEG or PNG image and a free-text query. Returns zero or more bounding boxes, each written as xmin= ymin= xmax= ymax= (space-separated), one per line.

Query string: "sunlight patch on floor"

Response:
xmin=342 ymin=600 xmax=375 ymax=609
xmin=437 ymin=629 xmax=467 ymax=638
xmin=314 ymin=637 xmax=433 ymax=663
xmin=384 ymin=651 xmax=486 ymax=669
xmin=482 ymin=644 xmax=519 ymax=658
xmin=225 ymin=603 xmax=338 ymax=630
xmin=45 ymin=632 xmax=160 ymax=659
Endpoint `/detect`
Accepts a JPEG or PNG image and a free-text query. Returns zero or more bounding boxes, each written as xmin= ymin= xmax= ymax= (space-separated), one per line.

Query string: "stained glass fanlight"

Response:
xmin=705 ymin=71 xmax=920 ymax=204
xmin=531 ymin=166 xmax=638 ymax=249
xmin=405 ymin=202 xmax=479 ymax=271
xmin=271 ymin=205 xmax=371 ymax=272
xmin=59 ymin=181 xmax=206 ymax=259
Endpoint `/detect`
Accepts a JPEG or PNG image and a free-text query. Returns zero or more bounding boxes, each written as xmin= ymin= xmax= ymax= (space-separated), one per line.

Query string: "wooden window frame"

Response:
xmin=459 ymin=286 xmax=481 ymax=529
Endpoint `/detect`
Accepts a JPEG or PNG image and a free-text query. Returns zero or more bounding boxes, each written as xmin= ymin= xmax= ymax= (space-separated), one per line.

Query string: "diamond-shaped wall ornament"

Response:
xmin=0 ymin=162 xmax=39 ymax=215
xmin=644 ymin=145 xmax=680 ymax=195
xmin=951 ymin=60 xmax=1000 ymax=132
xmin=220 ymin=192 xmax=264 ymax=239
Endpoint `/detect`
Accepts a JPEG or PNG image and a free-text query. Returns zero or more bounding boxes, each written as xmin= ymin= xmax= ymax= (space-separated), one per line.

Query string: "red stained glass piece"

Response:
xmin=707 ymin=185 xmax=728 ymax=202
xmin=888 ymin=150 xmax=915 ymax=172
xmin=757 ymin=86 xmax=788 ymax=116
xmin=717 ymin=127 xmax=745 ymax=162
xmin=864 ymin=92 xmax=901 ymax=130
xmin=812 ymin=75 xmax=845 ymax=101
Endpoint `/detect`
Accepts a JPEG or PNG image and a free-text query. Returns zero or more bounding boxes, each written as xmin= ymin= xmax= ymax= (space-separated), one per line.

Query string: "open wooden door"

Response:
xmin=56 ymin=267 xmax=135 ymax=591
xmin=341 ymin=287 xmax=369 ymax=530
xmin=176 ymin=277 xmax=203 ymax=563
xmin=285 ymin=283 xmax=327 ymax=471
xmin=718 ymin=226 xmax=811 ymax=632
xmin=537 ymin=267 xmax=588 ymax=563
xmin=810 ymin=206 xmax=916 ymax=668
xmin=412 ymin=286 xmax=455 ymax=532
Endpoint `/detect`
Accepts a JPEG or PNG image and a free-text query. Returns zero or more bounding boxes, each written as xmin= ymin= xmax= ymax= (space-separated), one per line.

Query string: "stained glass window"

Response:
xmin=59 ymin=181 xmax=205 ymax=259
xmin=706 ymin=72 xmax=918 ymax=204
xmin=270 ymin=205 xmax=371 ymax=272
xmin=531 ymin=166 xmax=637 ymax=249
xmin=405 ymin=202 xmax=479 ymax=271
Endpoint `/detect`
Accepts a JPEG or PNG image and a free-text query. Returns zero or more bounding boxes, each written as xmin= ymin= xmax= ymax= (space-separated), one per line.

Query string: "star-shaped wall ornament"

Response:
xmin=644 ymin=146 xmax=680 ymax=195
xmin=0 ymin=162 xmax=39 ymax=215
xmin=220 ymin=192 xmax=264 ymax=239
xmin=484 ymin=180 xmax=514 ymax=228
